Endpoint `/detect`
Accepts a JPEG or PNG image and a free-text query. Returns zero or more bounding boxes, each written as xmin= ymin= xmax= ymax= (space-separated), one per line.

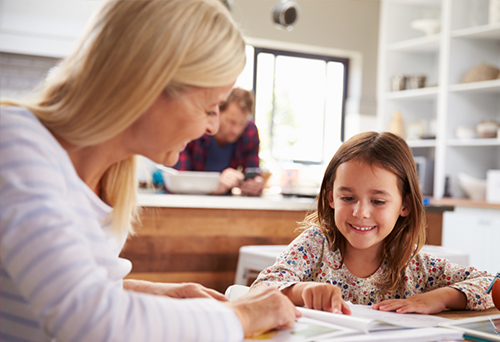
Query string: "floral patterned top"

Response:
xmin=252 ymin=227 xmax=494 ymax=310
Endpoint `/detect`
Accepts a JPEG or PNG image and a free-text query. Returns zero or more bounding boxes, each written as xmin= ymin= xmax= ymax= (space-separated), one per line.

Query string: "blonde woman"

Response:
xmin=0 ymin=0 xmax=299 ymax=340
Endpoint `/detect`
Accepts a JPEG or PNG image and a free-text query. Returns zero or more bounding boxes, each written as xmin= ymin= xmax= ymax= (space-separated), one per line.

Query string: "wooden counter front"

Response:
xmin=121 ymin=206 xmax=308 ymax=293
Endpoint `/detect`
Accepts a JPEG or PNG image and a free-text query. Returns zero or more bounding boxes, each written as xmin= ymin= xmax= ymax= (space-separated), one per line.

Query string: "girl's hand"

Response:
xmin=282 ymin=282 xmax=351 ymax=314
xmin=123 ymin=279 xmax=228 ymax=301
xmin=225 ymin=286 xmax=301 ymax=338
xmin=371 ymin=287 xmax=467 ymax=314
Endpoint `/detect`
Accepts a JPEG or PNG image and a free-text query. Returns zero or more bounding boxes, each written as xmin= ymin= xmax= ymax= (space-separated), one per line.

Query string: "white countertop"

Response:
xmin=137 ymin=193 xmax=317 ymax=211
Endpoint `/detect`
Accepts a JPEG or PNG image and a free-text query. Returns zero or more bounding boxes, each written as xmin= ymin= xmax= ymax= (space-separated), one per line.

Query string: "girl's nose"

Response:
xmin=206 ymin=107 xmax=220 ymax=135
xmin=353 ymin=201 xmax=370 ymax=219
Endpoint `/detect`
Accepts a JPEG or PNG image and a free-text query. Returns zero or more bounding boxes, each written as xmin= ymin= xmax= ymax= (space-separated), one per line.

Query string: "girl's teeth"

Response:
xmin=352 ymin=225 xmax=374 ymax=231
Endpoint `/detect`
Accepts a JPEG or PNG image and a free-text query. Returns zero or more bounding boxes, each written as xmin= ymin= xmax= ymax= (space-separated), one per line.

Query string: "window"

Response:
xmin=236 ymin=46 xmax=348 ymax=166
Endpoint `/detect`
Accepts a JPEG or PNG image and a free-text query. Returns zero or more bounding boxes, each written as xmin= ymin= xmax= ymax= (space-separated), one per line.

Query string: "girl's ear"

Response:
xmin=400 ymin=196 xmax=411 ymax=217
xmin=328 ymin=190 xmax=335 ymax=209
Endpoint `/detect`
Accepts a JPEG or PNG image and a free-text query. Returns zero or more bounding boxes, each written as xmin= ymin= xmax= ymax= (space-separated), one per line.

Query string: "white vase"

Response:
xmin=490 ymin=0 xmax=500 ymax=24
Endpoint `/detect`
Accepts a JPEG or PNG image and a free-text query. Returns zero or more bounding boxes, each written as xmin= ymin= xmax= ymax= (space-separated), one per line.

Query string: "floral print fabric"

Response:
xmin=252 ymin=227 xmax=494 ymax=310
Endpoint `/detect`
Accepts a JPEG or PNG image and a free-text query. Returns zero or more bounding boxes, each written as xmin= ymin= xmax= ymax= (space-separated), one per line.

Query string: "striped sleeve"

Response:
xmin=0 ymin=107 xmax=243 ymax=341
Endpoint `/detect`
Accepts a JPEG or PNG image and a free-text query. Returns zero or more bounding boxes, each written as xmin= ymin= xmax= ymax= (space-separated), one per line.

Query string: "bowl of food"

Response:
xmin=160 ymin=168 xmax=220 ymax=195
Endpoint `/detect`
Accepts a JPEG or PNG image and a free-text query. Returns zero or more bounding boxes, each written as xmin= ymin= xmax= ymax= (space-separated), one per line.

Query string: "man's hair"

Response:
xmin=219 ymin=87 xmax=255 ymax=116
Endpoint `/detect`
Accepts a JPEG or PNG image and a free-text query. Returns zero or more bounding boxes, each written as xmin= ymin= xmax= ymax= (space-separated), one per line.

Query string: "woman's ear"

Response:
xmin=327 ymin=190 xmax=335 ymax=209
xmin=400 ymin=196 xmax=411 ymax=217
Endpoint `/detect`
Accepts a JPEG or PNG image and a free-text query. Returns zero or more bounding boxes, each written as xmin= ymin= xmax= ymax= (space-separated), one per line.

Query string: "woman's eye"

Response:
xmin=206 ymin=110 xmax=217 ymax=116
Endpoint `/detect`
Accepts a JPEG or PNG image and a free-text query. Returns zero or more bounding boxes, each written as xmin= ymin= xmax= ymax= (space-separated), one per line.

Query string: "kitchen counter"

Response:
xmin=137 ymin=193 xmax=317 ymax=211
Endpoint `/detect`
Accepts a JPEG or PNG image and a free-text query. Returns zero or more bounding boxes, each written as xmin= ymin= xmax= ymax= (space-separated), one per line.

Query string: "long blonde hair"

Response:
xmin=1 ymin=0 xmax=246 ymax=236
xmin=301 ymin=131 xmax=426 ymax=292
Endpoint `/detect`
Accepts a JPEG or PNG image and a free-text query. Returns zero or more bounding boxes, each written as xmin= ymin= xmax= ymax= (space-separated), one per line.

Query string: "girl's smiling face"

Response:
xmin=329 ymin=160 xmax=409 ymax=256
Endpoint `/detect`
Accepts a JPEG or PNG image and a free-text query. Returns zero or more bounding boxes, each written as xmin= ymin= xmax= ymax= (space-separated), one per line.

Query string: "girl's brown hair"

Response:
xmin=301 ymin=131 xmax=426 ymax=292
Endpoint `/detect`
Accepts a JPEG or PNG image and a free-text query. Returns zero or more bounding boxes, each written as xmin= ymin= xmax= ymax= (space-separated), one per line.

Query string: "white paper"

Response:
xmin=348 ymin=304 xmax=451 ymax=328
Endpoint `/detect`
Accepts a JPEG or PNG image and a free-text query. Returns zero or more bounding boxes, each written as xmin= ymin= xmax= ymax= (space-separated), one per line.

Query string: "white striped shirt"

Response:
xmin=0 ymin=107 xmax=243 ymax=342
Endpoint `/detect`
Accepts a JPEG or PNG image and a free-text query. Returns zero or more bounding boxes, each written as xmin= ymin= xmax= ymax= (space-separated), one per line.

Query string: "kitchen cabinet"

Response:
xmin=0 ymin=0 xmax=102 ymax=57
xmin=377 ymin=0 xmax=500 ymax=199
xmin=442 ymin=206 xmax=500 ymax=274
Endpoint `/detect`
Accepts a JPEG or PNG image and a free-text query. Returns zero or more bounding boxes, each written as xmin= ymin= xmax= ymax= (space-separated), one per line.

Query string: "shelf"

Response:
xmin=385 ymin=86 xmax=438 ymax=100
xmin=407 ymin=139 xmax=436 ymax=148
xmin=387 ymin=35 xmax=440 ymax=53
xmin=385 ymin=0 xmax=441 ymax=6
xmin=451 ymin=23 xmax=500 ymax=40
xmin=447 ymin=138 xmax=500 ymax=147
xmin=449 ymin=79 xmax=500 ymax=94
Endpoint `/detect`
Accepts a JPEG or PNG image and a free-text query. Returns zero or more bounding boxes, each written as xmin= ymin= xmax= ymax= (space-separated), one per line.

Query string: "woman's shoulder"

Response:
xmin=1 ymin=106 xmax=51 ymax=141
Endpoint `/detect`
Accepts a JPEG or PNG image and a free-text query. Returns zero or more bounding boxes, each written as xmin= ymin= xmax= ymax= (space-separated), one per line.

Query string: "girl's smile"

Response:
xmin=329 ymin=160 xmax=409 ymax=257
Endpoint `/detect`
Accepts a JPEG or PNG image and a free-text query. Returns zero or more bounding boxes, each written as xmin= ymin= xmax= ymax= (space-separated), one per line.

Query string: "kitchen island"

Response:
xmin=121 ymin=193 xmax=316 ymax=292
xmin=121 ymin=193 xmax=451 ymax=293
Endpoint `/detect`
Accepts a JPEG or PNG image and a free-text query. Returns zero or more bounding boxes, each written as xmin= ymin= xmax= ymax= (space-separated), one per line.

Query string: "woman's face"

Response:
xmin=126 ymin=83 xmax=234 ymax=166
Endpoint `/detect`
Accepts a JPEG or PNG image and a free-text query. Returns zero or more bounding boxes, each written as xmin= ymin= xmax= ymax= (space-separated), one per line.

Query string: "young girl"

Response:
xmin=252 ymin=131 xmax=494 ymax=315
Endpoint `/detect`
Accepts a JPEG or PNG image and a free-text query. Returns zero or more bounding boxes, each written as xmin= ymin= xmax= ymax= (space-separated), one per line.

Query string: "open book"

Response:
xmin=438 ymin=314 xmax=500 ymax=342
xmin=243 ymin=305 xmax=463 ymax=342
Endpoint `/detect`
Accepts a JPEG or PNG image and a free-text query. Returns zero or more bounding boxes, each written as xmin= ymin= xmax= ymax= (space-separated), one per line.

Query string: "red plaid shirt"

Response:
xmin=175 ymin=120 xmax=260 ymax=171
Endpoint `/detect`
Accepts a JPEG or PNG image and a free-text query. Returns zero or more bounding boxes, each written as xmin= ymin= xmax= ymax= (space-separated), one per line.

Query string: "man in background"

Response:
xmin=175 ymin=88 xmax=264 ymax=196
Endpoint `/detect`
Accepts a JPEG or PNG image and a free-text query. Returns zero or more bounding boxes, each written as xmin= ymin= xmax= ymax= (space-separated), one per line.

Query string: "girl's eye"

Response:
xmin=372 ymin=200 xmax=386 ymax=205
xmin=340 ymin=196 xmax=354 ymax=202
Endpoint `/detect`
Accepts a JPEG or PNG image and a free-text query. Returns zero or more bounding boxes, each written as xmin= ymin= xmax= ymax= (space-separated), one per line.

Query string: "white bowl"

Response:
xmin=457 ymin=172 xmax=486 ymax=201
xmin=162 ymin=171 xmax=220 ymax=195
xmin=410 ymin=19 xmax=441 ymax=36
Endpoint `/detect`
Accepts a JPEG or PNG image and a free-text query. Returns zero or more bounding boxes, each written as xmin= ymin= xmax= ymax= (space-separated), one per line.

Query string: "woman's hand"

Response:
xmin=371 ymin=287 xmax=467 ymax=314
xmin=225 ymin=286 xmax=301 ymax=338
xmin=282 ymin=282 xmax=351 ymax=314
xmin=123 ymin=279 xmax=227 ymax=301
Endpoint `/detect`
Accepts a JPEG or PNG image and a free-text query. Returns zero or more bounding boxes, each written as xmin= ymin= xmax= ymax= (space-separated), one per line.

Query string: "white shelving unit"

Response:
xmin=378 ymin=0 xmax=500 ymax=199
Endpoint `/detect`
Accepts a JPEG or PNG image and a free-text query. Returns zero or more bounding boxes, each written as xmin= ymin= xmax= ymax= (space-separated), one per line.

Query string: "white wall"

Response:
xmin=231 ymin=0 xmax=380 ymax=117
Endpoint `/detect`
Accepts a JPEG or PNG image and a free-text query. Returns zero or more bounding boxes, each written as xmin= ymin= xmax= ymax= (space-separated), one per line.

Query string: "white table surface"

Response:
xmin=137 ymin=193 xmax=317 ymax=211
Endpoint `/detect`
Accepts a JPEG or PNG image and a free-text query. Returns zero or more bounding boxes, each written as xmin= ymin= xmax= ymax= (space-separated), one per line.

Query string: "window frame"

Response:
xmin=251 ymin=47 xmax=350 ymax=152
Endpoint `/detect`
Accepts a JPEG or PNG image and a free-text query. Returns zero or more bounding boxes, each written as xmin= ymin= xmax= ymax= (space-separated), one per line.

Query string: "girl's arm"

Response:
xmin=251 ymin=227 xmax=326 ymax=291
xmin=251 ymin=227 xmax=350 ymax=313
xmin=372 ymin=252 xmax=494 ymax=314
xmin=372 ymin=286 xmax=467 ymax=314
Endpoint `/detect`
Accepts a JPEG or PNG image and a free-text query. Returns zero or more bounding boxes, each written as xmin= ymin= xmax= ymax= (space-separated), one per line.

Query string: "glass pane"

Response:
xmin=272 ymin=55 xmax=327 ymax=163
xmin=254 ymin=53 xmax=275 ymax=163
xmin=234 ymin=45 xmax=255 ymax=91
xmin=323 ymin=61 xmax=345 ymax=160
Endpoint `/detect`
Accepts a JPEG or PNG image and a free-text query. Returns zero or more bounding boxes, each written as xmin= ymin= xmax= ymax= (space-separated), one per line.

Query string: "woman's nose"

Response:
xmin=206 ymin=108 xmax=220 ymax=135
xmin=353 ymin=201 xmax=370 ymax=218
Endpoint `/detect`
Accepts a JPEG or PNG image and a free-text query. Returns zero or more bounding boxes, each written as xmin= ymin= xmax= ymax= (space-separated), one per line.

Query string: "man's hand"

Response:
xmin=240 ymin=175 xmax=264 ymax=196
xmin=211 ymin=168 xmax=245 ymax=195
xmin=123 ymin=279 xmax=227 ymax=301
xmin=281 ymin=282 xmax=351 ymax=314
xmin=371 ymin=287 xmax=467 ymax=314
xmin=225 ymin=286 xmax=301 ymax=338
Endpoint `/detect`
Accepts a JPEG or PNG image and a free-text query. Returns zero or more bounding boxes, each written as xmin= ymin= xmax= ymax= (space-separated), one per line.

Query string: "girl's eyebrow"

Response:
xmin=370 ymin=189 xmax=391 ymax=197
xmin=337 ymin=186 xmax=353 ymax=192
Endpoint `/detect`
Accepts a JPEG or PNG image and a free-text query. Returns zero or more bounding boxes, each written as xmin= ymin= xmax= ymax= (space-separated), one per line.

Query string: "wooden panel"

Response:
xmin=136 ymin=207 xmax=308 ymax=237
xmin=425 ymin=211 xmax=443 ymax=246
xmin=122 ymin=207 xmax=306 ymax=293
